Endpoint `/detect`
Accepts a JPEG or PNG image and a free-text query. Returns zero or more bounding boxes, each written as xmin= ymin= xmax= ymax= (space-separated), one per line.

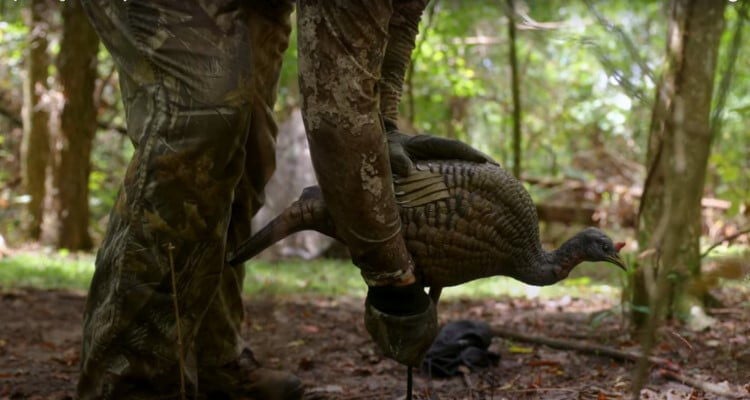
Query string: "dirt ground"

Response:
xmin=1 ymin=287 xmax=748 ymax=400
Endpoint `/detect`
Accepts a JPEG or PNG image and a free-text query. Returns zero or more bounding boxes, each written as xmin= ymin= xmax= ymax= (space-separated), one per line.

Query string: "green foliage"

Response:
xmin=276 ymin=13 xmax=299 ymax=113
xmin=0 ymin=0 xmax=747 ymax=252
xmin=628 ymin=303 xmax=651 ymax=315
xmin=0 ymin=252 xmax=622 ymax=299
xmin=0 ymin=251 xmax=94 ymax=289
xmin=244 ymin=259 xmax=366 ymax=296
xmin=401 ymin=0 xmax=747 ymax=216
xmin=88 ymin=130 xmax=131 ymax=238
xmin=0 ymin=18 xmax=27 ymax=76
xmin=406 ymin=0 xmax=665 ymax=181
xmin=708 ymin=4 xmax=750 ymax=213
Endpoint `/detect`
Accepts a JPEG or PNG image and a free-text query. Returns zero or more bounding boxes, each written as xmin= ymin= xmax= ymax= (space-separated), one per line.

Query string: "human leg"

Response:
xmin=78 ymin=1 xmax=254 ymax=398
xmin=193 ymin=2 xmax=302 ymax=399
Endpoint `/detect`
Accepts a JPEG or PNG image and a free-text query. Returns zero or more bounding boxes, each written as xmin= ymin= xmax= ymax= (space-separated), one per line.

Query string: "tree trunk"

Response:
xmin=20 ymin=0 xmax=50 ymax=240
xmin=42 ymin=0 xmax=99 ymax=250
xmin=506 ymin=0 xmax=522 ymax=179
xmin=631 ymin=0 xmax=726 ymax=328
xmin=446 ymin=96 xmax=468 ymax=140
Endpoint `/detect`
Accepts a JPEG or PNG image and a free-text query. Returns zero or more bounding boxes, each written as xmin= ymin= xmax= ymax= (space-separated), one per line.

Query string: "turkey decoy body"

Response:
xmin=229 ymin=160 xmax=626 ymax=300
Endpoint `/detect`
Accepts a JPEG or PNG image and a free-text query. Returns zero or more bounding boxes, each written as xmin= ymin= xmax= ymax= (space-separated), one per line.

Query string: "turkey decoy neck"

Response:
xmin=530 ymin=228 xmax=627 ymax=286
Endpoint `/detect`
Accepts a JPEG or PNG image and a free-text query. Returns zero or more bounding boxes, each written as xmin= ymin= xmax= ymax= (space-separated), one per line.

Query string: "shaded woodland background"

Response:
xmin=0 ymin=0 xmax=749 ymax=398
xmin=2 ymin=0 xmax=746 ymax=321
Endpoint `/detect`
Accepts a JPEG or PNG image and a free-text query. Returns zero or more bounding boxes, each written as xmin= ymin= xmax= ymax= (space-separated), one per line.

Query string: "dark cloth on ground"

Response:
xmin=422 ymin=320 xmax=500 ymax=377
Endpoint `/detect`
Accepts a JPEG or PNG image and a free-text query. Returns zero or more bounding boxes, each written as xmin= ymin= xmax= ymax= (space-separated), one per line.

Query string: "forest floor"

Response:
xmin=1 ymin=285 xmax=748 ymax=400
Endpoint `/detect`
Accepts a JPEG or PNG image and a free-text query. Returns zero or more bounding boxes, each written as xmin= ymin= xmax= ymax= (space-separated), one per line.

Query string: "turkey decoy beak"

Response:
xmin=606 ymin=255 xmax=627 ymax=271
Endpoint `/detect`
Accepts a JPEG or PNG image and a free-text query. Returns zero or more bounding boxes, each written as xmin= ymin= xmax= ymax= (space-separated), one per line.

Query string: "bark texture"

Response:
xmin=42 ymin=0 xmax=99 ymax=250
xmin=20 ymin=0 xmax=50 ymax=239
xmin=632 ymin=0 xmax=726 ymax=327
xmin=506 ymin=0 xmax=522 ymax=179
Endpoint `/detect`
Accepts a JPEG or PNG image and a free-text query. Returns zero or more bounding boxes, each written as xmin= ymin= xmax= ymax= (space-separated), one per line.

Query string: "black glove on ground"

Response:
xmin=364 ymin=283 xmax=438 ymax=367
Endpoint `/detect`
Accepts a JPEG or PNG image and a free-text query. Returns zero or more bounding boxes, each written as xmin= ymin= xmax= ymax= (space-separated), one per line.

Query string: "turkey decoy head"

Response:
xmin=577 ymin=228 xmax=627 ymax=270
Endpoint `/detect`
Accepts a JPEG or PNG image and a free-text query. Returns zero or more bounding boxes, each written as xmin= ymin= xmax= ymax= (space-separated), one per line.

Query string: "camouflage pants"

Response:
xmin=78 ymin=0 xmax=426 ymax=398
xmin=78 ymin=1 xmax=293 ymax=398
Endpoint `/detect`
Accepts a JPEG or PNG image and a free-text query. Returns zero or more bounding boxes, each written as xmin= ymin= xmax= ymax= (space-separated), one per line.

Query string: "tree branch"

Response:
xmin=700 ymin=227 xmax=750 ymax=258
xmin=94 ymin=63 xmax=117 ymax=108
xmin=491 ymin=327 xmax=676 ymax=368
xmin=583 ymin=0 xmax=655 ymax=82
xmin=658 ymin=369 xmax=747 ymax=399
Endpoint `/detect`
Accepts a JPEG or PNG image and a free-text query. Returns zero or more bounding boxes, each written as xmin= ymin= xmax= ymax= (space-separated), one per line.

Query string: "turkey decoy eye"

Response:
xmin=601 ymin=243 xmax=610 ymax=252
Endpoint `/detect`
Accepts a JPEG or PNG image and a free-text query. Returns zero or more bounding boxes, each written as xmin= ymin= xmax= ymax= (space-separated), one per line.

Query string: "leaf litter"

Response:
xmin=0 ymin=287 xmax=748 ymax=399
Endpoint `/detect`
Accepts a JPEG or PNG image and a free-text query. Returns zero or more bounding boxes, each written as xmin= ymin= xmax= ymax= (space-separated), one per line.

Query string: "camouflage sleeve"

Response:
xmin=297 ymin=0 xmax=415 ymax=286
xmin=380 ymin=0 xmax=429 ymax=123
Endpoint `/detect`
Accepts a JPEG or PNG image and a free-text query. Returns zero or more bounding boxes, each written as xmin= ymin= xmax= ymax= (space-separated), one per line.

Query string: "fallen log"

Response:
xmin=535 ymin=203 xmax=596 ymax=225
xmin=524 ymin=176 xmax=731 ymax=211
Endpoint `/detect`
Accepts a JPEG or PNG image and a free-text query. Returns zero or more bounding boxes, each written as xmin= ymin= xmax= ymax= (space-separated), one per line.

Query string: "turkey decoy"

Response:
xmin=229 ymin=160 xmax=626 ymax=303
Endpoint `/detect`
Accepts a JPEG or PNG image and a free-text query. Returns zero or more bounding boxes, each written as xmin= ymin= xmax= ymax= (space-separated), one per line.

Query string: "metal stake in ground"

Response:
xmin=406 ymin=366 xmax=413 ymax=400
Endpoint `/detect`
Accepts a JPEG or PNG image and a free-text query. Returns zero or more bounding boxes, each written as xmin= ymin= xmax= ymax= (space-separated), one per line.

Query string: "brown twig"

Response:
xmin=589 ymin=386 xmax=622 ymax=398
xmin=700 ymin=227 xmax=750 ymax=258
xmin=94 ymin=63 xmax=116 ymax=108
xmin=491 ymin=327 xmax=677 ymax=369
xmin=460 ymin=367 xmax=474 ymax=398
xmin=706 ymin=308 xmax=743 ymax=315
xmin=501 ymin=387 xmax=578 ymax=394
xmin=666 ymin=328 xmax=693 ymax=351
xmin=493 ymin=327 xmax=749 ymax=398
xmin=659 ymin=369 xmax=747 ymax=399
xmin=167 ymin=243 xmax=187 ymax=400
xmin=341 ymin=389 xmax=391 ymax=400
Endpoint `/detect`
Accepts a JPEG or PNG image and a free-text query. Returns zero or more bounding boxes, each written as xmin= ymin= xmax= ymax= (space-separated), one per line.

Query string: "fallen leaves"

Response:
xmin=508 ymin=344 xmax=534 ymax=354
xmin=1 ymin=287 xmax=749 ymax=399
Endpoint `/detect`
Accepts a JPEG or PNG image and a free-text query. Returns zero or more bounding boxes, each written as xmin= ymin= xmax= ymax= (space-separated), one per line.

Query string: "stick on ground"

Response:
xmin=491 ymin=327 xmax=674 ymax=368
xmin=491 ymin=327 xmax=748 ymax=399
xmin=658 ymin=370 xmax=747 ymax=399
xmin=168 ymin=243 xmax=187 ymax=400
